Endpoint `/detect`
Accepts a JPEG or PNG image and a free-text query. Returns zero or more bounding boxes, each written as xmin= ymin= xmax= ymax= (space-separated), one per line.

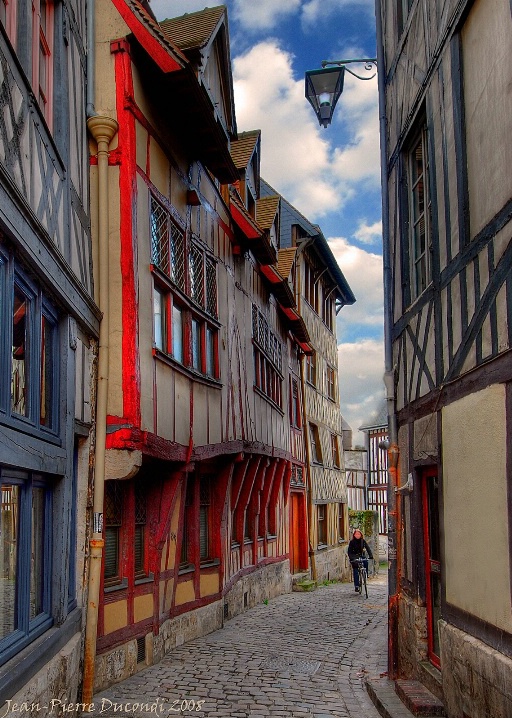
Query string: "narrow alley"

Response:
xmin=88 ymin=574 xmax=387 ymax=718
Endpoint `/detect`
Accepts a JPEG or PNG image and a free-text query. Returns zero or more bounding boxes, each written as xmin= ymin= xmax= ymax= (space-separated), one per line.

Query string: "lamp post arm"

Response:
xmin=321 ymin=58 xmax=377 ymax=80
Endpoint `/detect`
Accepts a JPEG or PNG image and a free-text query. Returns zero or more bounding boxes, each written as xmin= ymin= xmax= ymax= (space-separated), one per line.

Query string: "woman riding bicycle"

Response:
xmin=348 ymin=528 xmax=373 ymax=592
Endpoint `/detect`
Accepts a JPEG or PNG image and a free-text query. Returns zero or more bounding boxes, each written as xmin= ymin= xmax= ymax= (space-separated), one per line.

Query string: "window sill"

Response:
xmin=178 ymin=564 xmax=195 ymax=576
xmin=135 ymin=572 xmax=154 ymax=586
xmin=200 ymin=558 xmax=220 ymax=569
xmin=253 ymin=386 xmax=284 ymax=415
xmin=104 ymin=578 xmax=128 ymax=594
xmin=316 ymin=543 xmax=328 ymax=551
xmin=266 ymin=534 xmax=277 ymax=541
xmin=231 ymin=541 xmax=240 ymax=549
xmin=153 ymin=348 xmax=222 ymax=389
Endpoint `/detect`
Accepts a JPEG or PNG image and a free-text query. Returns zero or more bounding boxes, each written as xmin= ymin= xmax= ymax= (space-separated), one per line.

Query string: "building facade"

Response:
xmin=89 ymin=2 xmax=313 ymax=692
xmin=261 ymin=179 xmax=356 ymax=583
xmin=0 ymin=0 xmax=97 ymax=707
xmin=378 ymin=0 xmax=512 ymax=715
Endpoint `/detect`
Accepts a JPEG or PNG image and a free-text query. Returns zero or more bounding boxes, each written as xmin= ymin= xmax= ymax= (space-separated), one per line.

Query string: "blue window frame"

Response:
xmin=0 ymin=247 xmax=59 ymax=436
xmin=0 ymin=467 xmax=53 ymax=666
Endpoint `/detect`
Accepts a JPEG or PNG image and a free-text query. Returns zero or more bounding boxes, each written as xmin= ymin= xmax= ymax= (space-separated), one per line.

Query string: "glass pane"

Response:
xmin=0 ymin=2 xmax=6 ymax=28
xmin=150 ymin=199 xmax=170 ymax=274
xmin=172 ymin=305 xmax=183 ymax=363
xmin=40 ymin=315 xmax=53 ymax=427
xmin=153 ymin=289 xmax=164 ymax=350
xmin=30 ymin=487 xmax=45 ymax=619
xmin=12 ymin=285 xmax=29 ymax=416
xmin=0 ymin=484 xmax=19 ymax=638
xmin=192 ymin=319 xmax=201 ymax=371
xmin=206 ymin=328 xmax=214 ymax=377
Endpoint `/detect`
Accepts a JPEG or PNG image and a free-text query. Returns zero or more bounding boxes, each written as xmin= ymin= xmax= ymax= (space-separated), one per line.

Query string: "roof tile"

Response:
xmin=230 ymin=130 xmax=260 ymax=169
xmin=256 ymin=195 xmax=279 ymax=231
xmin=160 ymin=6 xmax=225 ymax=52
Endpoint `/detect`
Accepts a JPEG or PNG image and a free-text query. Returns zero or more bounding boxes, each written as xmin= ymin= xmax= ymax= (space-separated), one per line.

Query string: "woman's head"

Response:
xmin=353 ymin=529 xmax=363 ymax=539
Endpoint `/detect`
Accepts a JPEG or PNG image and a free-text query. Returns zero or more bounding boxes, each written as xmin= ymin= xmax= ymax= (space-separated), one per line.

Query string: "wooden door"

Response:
xmin=422 ymin=468 xmax=441 ymax=667
xmin=290 ymin=492 xmax=300 ymax=574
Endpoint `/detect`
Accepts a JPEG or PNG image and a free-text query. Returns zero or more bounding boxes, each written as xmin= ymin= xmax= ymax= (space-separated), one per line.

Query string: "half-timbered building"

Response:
xmin=360 ymin=403 xmax=388 ymax=545
xmin=88 ymin=2 xmax=313 ymax=693
xmin=261 ymin=179 xmax=355 ymax=583
xmin=378 ymin=0 xmax=512 ymax=714
xmin=0 ymin=0 xmax=97 ymax=707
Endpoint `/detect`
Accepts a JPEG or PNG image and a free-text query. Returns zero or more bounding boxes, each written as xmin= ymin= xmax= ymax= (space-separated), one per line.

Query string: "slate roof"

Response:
xmin=256 ymin=195 xmax=280 ymax=231
xmin=230 ymin=130 xmax=260 ymax=169
xmin=160 ymin=5 xmax=225 ymax=52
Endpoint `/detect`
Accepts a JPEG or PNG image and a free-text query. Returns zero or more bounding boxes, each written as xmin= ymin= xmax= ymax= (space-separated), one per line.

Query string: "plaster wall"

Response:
xmin=442 ymin=384 xmax=511 ymax=631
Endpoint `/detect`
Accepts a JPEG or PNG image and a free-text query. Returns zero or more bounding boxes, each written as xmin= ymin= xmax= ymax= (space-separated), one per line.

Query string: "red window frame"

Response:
xmin=326 ymin=365 xmax=336 ymax=401
xmin=32 ymin=0 xmax=53 ymax=127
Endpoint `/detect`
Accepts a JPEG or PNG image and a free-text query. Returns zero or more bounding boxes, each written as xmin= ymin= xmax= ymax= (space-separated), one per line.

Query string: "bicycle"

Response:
xmin=352 ymin=556 xmax=368 ymax=598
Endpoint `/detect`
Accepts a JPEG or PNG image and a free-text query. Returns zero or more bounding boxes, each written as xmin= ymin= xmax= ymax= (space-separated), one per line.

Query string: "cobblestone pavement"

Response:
xmin=90 ymin=574 xmax=388 ymax=718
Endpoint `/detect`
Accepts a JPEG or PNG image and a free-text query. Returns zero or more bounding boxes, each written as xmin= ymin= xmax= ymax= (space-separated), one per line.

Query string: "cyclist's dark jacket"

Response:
xmin=348 ymin=536 xmax=373 ymax=562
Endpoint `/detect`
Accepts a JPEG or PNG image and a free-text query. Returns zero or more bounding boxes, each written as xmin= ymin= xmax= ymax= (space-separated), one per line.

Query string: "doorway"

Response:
xmin=422 ymin=468 xmax=441 ymax=667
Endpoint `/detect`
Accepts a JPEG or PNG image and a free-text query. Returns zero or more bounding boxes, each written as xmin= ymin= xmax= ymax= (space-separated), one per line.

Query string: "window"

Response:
xmin=134 ymin=484 xmax=147 ymax=579
xmin=326 ymin=366 xmax=336 ymax=402
xmin=305 ymin=353 xmax=316 ymax=386
xmin=407 ymin=125 xmax=431 ymax=300
xmin=180 ymin=474 xmax=217 ymax=571
xmin=180 ymin=480 xmax=193 ymax=568
xmin=32 ymin=0 xmax=53 ymax=126
xmin=290 ymin=465 xmax=305 ymax=487
xmin=104 ymin=481 xmax=123 ymax=587
xmin=252 ymin=304 xmax=283 ymax=407
xmin=199 ymin=476 xmax=211 ymax=562
xmin=309 ymin=423 xmax=322 ymax=464
xmin=0 ymin=0 xmax=16 ymax=45
xmin=151 ymin=197 xmax=219 ymax=380
xmin=289 ymin=377 xmax=301 ymax=428
xmin=0 ymin=251 xmax=59 ymax=433
xmin=317 ymin=504 xmax=327 ymax=547
xmin=0 ymin=469 xmax=52 ymax=666
xmin=304 ymin=258 xmax=318 ymax=312
xmin=104 ymin=480 xmax=151 ymax=590
xmin=338 ymin=502 xmax=346 ymax=541
xmin=322 ymin=291 xmax=334 ymax=331
xmin=331 ymin=434 xmax=341 ymax=468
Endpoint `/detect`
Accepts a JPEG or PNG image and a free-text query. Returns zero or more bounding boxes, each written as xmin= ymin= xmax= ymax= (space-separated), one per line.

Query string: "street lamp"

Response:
xmin=305 ymin=59 xmax=377 ymax=128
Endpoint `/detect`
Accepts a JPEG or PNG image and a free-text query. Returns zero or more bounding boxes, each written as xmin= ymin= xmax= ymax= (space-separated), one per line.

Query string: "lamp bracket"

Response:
xmin=321 ymin=58 xmax=377 ymax=81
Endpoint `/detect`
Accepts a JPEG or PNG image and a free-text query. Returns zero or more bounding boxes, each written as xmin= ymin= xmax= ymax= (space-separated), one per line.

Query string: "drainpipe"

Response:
xmin=86 ymin=0 xmax=97 ymax=119
xmin=375 ymin=0 xmax=400 ymax=680
xmin=82 ymin=115 xmax=118 ymax=704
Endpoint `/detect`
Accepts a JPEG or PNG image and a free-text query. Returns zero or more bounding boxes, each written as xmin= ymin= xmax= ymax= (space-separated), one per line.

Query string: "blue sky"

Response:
xmin=150 ymin=0 xmax=385 ymax=442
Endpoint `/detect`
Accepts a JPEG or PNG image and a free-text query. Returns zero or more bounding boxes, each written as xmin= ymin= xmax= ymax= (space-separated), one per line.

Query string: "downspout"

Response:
xmin=375 ymin=0 xmax=400 ymax=679
xmin=86 ymin=0 xmax=97 ymax=119
xmin=82 ymin=115 xmax=118 ymax=703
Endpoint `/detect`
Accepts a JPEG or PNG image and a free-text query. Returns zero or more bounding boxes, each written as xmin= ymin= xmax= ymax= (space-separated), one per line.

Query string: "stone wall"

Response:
xmin=94 ymin=561 xmax=292 ymax=694
xmin=314 ymin=545 xmax=351 ymax=583
xmin=397 ymin=593 xmax=428 ymax=678
xmin=440 ymin=621 xmax=512 ymax=718
xmin=0 ymin=634 xmax=82 ymax=717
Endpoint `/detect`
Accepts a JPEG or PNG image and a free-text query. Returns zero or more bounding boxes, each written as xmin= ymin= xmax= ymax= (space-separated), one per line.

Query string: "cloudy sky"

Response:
xmin=150 ymin=0 xmax=385 ymax=444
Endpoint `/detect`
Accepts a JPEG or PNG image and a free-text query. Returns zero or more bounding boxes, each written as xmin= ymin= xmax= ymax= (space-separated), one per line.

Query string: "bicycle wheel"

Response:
xmin=357 ymin=565 xmax=364 ymax=596
xmin=361 ymin=566 xmax=368 ymax=598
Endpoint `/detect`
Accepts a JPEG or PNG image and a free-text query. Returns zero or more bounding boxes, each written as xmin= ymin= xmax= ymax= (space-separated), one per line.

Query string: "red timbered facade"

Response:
xmin=89 ymin=1 xmax=312 ymax=691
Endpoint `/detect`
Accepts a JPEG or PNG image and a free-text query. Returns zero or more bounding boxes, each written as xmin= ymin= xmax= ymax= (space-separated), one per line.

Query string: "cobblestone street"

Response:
xmin=89 ymin=573 xmax=388 ymax=718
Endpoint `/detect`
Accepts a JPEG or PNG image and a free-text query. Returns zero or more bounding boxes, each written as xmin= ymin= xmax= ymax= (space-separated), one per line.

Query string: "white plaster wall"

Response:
xmin=442 ymin=384 xmax=511 ymax=631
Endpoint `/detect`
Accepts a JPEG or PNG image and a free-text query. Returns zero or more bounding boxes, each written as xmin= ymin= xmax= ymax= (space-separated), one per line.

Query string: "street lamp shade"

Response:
xmin=305 ymin=66 xmax=345 ymax=128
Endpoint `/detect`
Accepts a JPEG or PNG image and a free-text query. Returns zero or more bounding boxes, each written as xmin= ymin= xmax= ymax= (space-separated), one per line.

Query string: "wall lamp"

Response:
xmin=305 ymin=59 xmax=377 ymax=128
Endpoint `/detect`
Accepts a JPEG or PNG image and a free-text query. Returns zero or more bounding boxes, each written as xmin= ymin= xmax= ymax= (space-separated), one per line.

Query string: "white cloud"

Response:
xmin=328 ymin=236 xmax=383 ymax=335
xmin=354 ymin=219 xmax=382 ymax=245
xmin=337 ymin=338 xmax=385 ymax=446
xmin=233 ymin=0 xmax=301 ymax=30
xmin=301 ymin=0 xmax=375 ymax=27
